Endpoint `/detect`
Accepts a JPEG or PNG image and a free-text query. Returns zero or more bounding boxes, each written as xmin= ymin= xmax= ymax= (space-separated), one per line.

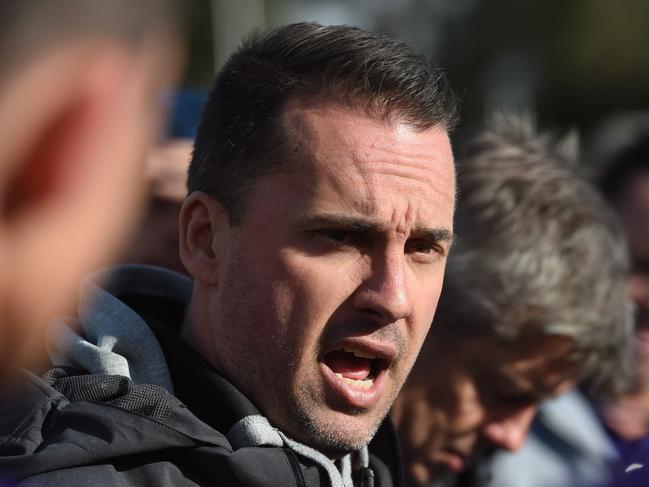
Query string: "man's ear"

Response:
xmin=179 ymin=192 xmax=232 ymax=286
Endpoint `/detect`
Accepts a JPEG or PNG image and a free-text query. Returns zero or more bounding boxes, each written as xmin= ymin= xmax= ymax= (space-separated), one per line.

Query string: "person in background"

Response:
xmin=0 ymin=0 xmax=180 ymax=377
xmin=487 ymin=132 xmax=649 ymax=487
xmin=596 ymin=136 xmax=649 ymax=485
xmin=123 ymin=138 xmax=193 ymax=274
xmin=122 ymin=90 xmax=207 ymax=275
xmin=393 ymin=114 xmax=632 ymax=487
xmin=600 ymin=140 xmax=649 ymax=434
xmin=1 ymin=23 xmax=458 ymax=486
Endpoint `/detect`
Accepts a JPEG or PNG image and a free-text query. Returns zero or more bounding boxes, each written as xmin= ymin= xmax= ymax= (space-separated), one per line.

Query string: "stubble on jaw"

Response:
xmin=291 ymin=380 xmax=392 ymax=458
xmin=289 ymin=328 xmax=415 ymax=457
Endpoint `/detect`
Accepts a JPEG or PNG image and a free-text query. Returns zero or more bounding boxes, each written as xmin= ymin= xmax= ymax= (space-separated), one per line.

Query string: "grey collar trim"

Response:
xmin=227 ymin=414 xmax=369 ymax=487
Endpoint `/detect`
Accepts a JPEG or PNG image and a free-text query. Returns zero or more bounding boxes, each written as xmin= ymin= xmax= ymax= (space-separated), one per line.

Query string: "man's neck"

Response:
xmin=180 ymin=290 xmax=224 ymax=374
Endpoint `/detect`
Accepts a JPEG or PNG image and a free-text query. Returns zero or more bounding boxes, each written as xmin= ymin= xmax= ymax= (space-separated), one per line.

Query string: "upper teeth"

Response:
xmin=342 ymin=347 xmax=378 ymax=360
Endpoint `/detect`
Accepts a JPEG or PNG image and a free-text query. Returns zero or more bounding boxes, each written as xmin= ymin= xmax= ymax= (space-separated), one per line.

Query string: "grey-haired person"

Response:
xmin=393 ymin=114 xmax=631 ymax=487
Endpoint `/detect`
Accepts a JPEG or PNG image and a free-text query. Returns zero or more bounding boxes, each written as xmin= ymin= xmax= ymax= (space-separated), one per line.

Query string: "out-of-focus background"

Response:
xmin=137 ymin=0 xmax=647 ymax=275
xmin=179 ymin=0 xmax=649 ymax=153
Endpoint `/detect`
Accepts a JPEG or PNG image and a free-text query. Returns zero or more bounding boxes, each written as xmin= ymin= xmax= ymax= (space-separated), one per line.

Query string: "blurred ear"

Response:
xmin=179 ymin=192 xmax=232 ymax=286
xmin=0 ymin=41 xmax=177 ymax=367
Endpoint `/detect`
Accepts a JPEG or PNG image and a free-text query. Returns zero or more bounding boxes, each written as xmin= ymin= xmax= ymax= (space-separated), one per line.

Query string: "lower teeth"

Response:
xmin=334 ymin=372 xmax=374 ymax=389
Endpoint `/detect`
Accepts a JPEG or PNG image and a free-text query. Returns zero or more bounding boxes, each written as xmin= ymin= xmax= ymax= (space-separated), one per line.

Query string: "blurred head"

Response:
xmin=179 ymin=23 xmax=458 ymax=457
xmin=600 ymin=136 xmax=649 ymax=388
xmin=122 ymin=138 xmax=192 ymax=275
xmin=0 ymin=0 xmax=180 ymax=372
xmin=394 ymin=114 xmax=631 ymax=484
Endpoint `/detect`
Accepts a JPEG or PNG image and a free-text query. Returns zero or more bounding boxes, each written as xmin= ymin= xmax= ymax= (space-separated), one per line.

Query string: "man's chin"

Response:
xmin=286 ymin=408 xmax=384 ymax=458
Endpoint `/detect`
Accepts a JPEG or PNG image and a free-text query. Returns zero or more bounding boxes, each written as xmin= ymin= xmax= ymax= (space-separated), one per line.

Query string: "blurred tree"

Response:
xmin=184 ymin=0 xmax=649 ymax=145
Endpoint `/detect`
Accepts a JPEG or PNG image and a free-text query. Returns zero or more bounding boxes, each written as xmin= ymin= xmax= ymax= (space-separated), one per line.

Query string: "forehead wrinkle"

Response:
xmin=362 ymin=165 xmax=456 ymax=208
xmin=279 ymin=106 xmax=377 ymax=215
xmin=358 ymin=125 xmax=455 ymax=169
xmin=392 ymin=202 xmax=416 ymax=237
xmin=345 ymin=157 xmax=455 ymax=221
xmin=351 ymin=147 xmax=455 ymax=199
xmin=360 ymin=138 xmax=452 ymax=169
xmin=285 ymin=158 xmax=377 ymax=216
xmin=323 ymin=159 xmax=454 ymax=234
xmin=315 ymin=163 xmax=377 ymax=215
xmin=280 ymin=102 xmax=454 ymax=217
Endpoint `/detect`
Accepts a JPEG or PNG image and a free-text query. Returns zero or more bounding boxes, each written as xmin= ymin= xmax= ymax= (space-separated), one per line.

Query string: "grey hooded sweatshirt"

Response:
xmin=0 ymin=264 xmax=403 ymax=487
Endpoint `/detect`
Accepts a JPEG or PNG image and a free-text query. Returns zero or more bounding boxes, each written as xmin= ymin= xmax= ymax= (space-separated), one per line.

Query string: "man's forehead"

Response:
xmin=280 ymin=98 xmax=451 ymax=153
xmin=277 ymin=100 xmax=455 ymax=213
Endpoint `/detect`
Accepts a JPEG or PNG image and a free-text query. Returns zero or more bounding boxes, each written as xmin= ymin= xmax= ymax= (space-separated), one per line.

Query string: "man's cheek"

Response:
xmin=411 ymin=277 xmax=443 ymax=324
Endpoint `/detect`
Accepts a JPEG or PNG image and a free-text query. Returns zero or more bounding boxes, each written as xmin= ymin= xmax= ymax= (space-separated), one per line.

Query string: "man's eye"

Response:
xmin=318 ymin=229 xmax=351 ymax=243
xmin=405 ymin=239 xmax=442 ymax=256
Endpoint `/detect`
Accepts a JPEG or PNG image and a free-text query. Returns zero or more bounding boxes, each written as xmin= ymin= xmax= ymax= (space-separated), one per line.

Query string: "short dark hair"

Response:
xmin=188 ymin=22 xmax=459 ymax=223
xmin=435 ymin=114 xmax=631 ymax=396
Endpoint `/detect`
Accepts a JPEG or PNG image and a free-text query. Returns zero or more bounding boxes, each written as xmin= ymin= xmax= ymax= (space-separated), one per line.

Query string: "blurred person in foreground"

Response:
xmin=392 ymin=114 xmax=631 ymax=487
xmin=0 ymin=1 xmax=180 ymax=377
xmin=1 ymin=23 xmax=458 ymax=486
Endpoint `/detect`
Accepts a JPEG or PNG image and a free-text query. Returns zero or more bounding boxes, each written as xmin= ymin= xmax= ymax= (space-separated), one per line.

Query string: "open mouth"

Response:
xmin=323 ymin=347 xmax=389 ymax=390
xmin=319 ymin=339 xmax=397 ymax=409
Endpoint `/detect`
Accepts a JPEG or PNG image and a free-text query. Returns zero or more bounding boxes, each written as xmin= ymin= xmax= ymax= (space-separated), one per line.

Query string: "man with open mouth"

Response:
xmin=1 ymin=22 xmax=458 ymax=487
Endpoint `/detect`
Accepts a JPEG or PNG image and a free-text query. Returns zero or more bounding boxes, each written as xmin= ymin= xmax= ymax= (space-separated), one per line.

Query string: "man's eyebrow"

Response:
xmin=298 ymin=214 xmax=455 ymax=243
xmin=298 ymin=215 xmax=376 ymax=232
xmin=413 ymin=228 xmax=455 ymax=245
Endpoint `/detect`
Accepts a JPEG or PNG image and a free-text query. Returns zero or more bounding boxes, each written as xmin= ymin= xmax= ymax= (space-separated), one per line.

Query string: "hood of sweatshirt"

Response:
xmin=47 ymin=264 xmax=373 ymax=487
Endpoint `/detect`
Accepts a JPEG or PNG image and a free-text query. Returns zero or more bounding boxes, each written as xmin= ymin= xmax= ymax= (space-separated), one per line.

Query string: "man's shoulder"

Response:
xmin=43 ymin=367 xmax=225 ymax=439
xmin=0 ymin=368 xmax=321 ymax=486
xmin=0 ymin=368 xmax=231 ymax=485
xmin=2 ymin=366 xmax=231 ymax=446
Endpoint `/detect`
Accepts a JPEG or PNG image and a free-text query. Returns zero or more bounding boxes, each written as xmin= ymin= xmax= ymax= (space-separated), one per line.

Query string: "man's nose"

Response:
xmin=352 ymin=252 xmax=412 ymax=323
xmin=481 ymin=406 xmax=537 ymax=452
